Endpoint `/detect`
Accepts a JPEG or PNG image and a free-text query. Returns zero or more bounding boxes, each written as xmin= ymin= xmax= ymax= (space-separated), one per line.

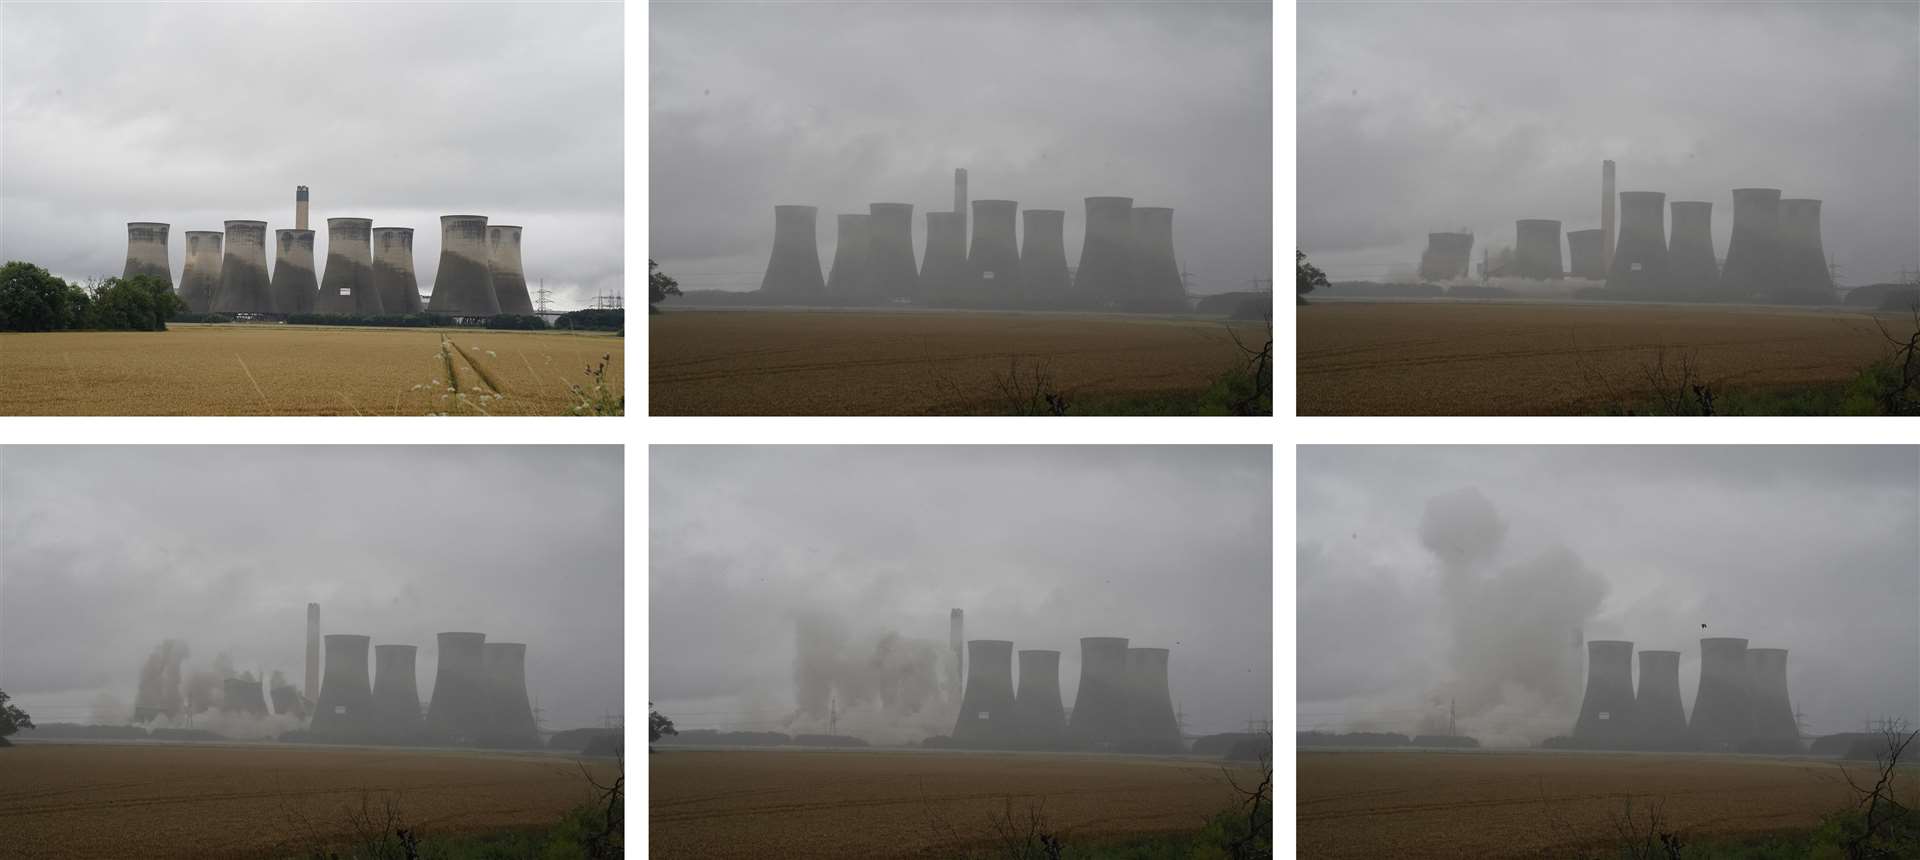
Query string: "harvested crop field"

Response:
xmin=0 ymin=741 xmax=620 ymax=859
xmin=649 ymin=748 xmax=1262 ymax=858
xmin=0 ymin=324 xmax=624 ymax=415
xmin=1296 ymin=300 xmax=1911 ymax=415
xmin=1298 ymin=749 xmax=1918 ymax=858
xmin=649 ymin=309 xmax=1266 ymax=414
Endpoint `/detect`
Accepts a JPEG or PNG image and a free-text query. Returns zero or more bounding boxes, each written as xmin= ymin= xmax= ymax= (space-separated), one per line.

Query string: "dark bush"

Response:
xmin=485 ymin=313 xmax=549 ymax=330
xmin=284 ymin=313 xmax=454 ymax=327
xmin=169 ymin=312 xmax=235 ymax=324
xmin=552 ymin=308 xmax=625 ymax=331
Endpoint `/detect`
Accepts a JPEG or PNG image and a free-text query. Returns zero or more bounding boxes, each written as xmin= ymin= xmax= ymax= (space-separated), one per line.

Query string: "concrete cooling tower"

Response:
xmin=953 ymin=639 xmax=1017 ymax=746
xmin=211 ymin=221 xmax=275 ymax=315
xmin=1718 ymin=189 xmax=1781 ymax=299
xmin=481 ymin=643 xmax=538 ymax=747
xmin=372 ymin=228 xmax=423 ymax=315
xmin=918 ymin=212 xmax=966 ymax=301
xmin=826 ymin=214 xmax=871 ymax=296
xmin=1131 ymin=207 xmax=1185 ymax=310
xmin=949 ymin=609 xmax=965 ymax=705
xmin=1602 ymin=160 xmax=1616 ymax=270
xmin=178 ymin=231 xmax=223 ymax=313
xmin=1514 ymin=220 xmax=1564 ymax=280
xmin=862 ymin=203 xmax=919 ymax=300
xmin=1689 ymin=637 xmax=1753 ymax=750
xmin=305 ymin=603 xmax=320 ymax=704
xmin=1635 ymin=650 xmax=1687 ymax=748
xmin=487 ymin=226 xmax=535 ymax=315
xmin=1566 ymin=230 xmax=1605 ymax=280
xmin=1573 ymin=640 xmax=1636 ymax=743
xmin=427 ymin=216 xmax=500 ymax=317
xmin=221 ymin=677 xmax=269 ymax=717
xmin=270 ymin=683 xmax=306 ymax=720
xmin=1068 ymin=637 xmax=1130 ymax=747
xmin=757 ymin=205 xmax=825 ymax=299
xmin=1124 ymin=648 xmax=1181 ymax=753
xmin=1018 ymin=209 xmax=1071 ymax=300
xmin=270 ymin=230 xmax=318 ymax=315
xmin=966 ymin=200 xmax=1021 ymax=300
xmin=1013 ymin=649 xmax=1067 ymax=748
xmin=1777 ymin=199 xmax=1833 ymax=302
xmin=1746 ymin=648 xmax=1800 ymax=750
xmin=317 ymin=218 xmax=380 ymax=315
xmin=427 ymin=632 xmax=488 ymax=742
xmin=1074 ymin=197 xmax=1135 ymax=306
xmin=123 ymin=222 xmax=172 ymax=287
xmin=372 ymin=644 xmax=423 ymax=742
xmin=313 ymin=634 xmax=375 ymax=739
xmin=1667 ymin=202 xmax=1719 ymax=291
xmin=1418 ymin=233 xmax=1474 ymax=282
xmin=1606 ymin=193 xmax=1669 ymax=293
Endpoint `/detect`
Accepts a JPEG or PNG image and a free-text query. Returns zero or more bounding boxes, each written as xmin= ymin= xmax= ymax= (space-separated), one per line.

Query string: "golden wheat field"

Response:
xmin=1298 ymin=749 xmax=1919 ymax=859
xmin=649 ymin=309 xmax=1267 ymax=415
xmin=649 ymin=748 xmax=1263 ymax=858
xmin=0 ymin=742 xmax=619 ymax=859
xmin=0 ymin=324 xmax=624 ymax=415
xmin=1296 ymin=300 xmax=1911 ymax=415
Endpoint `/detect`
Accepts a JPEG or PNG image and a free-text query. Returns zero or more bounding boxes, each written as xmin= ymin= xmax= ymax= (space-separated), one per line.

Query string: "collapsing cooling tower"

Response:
xmin=1074 ymin=197 xmax=1135 ymax=305
xmin=826 ymin=214 xmax=871 ymax=296
xmin=372 ymin=228 xmax=423 ymax=315
xmin=270 ymin=683 xmax=306 ymax=720
xmin=1018 ymin=209 xmax=1071 ymax=299
xmin=1513 ymin=220 xmax=1563 ymax=280
xmin=178 ymin=231 xmax=223 ymax=313
xmin=1667 ymin=202 xmax=1719 ymax=291
xmin=372 ymin=644 xmax=423 ymax=742
xmin=1068 ymin=637 xmax=1131 ymax=747
xmin=1689 ymin=637 xmax=1752 ymax=750
xmin=953 ymin=640 xmax=1017 ymax=747
xmin=1124 ymin=648 xmax=1181 ymax=753
xmin=1606 ymin=193 xmax=1669 ymax=293
xmin=305 ymin=603 xmax=320 ymax=705
xmin=1718 ymin=189 xmax=1781 ymax=299
xmin=427 ymin=632 xmax=488 ymax=742
xmin=1777 ymin=199 xmax=1833 ymax=302
xmin=221 ymin=677 xmax=269 ymax=717
xmin=1131 ymin=207 xmax=1185 ymax=310
xmin=211 ymin=221 xmax=275 ymax=315
xmin=427 ymin=216 xmax=501 ymax=317
xmin=481 ymin=643 xmax=539 ymax=747
xmin=123 ymin=222 xmax=172 ymax=287
xmin=1013 ymin=649 xmax=1067 ymax=748
xmin=1573 ymin=640 xmax=1636 ymax=743
xmin=317 ymin=218 xmax=381 ymax=315
xmin=488 ymin=225 xmax=536 ymax=315
xmin=313 ymin=634 xmax=375 ymax=739
xmin=918 ymin=212 xmax=966 ymax=300
xmin=1418 ymin=233 xmax=1474 ymax=282
xmin=862 ymin=203 xmax=919 ymax=300
xmin=758 ymin=205 xmax=826 ymax=299
xmin=1746 ymin=648 xmax=1800 ymax=750
xmin=949 ymin=609 xmax=965 ymax=706
xmin=270 ymin=229 xmax=318 ymax=315
xmin=1634 ymin=650 xmax=1687 ymax=748
xmin=966 ymin=200 xmax=1021 ymax=299
xmin=1566 ymin=230 xmax=1605 ymax=280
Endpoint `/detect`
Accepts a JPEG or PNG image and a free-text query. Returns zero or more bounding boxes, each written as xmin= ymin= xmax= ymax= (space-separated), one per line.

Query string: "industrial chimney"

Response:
xmin=1074 ymin=197 xmax=1135 ymax=306
xmin=1601 ymin=160 xmax=1616 ymax=271
xmin=178 ymin=231 xmax=224 ymax=314
xmin=757 ymin=205 xmax=826 ymax=300
xmin=372 ymin=644 xmax=424 ymax=743
xmin=862 ymin=203 xmax=920 ymax=300
xmin=1745 ymin=648 xmax=1800 ymax=751
xmin=1123 ymin=647 xmax=1182 ymax=753
xmin=1718 ymin=189 xmax=1782 ymax=299
xmin=211 ymin=220 xmax=275 ymax=315
xmin=918 ymin=212 xmax=967 ymax=302
xmin=1418 ymin=233 xmax=1474 ymax=282
xmin=1068 ymin=636 xmax=1130 ymax=748
xmin=122 ymin=222 xmax=173 ymax=288
xmin=488 ymin=226 xmax=536 ymax=315
xmin=826 ymin=214 xmax=872 ymax=297
xmin=221 ymin=677 xmax=270 ymax=717
xmin=1573 ymin=640 xmax=1636 ymax=744
xmin=481 ymin=642 xmax=539 ymax=747
xmin=1131 ymin=207 xmax=1186 ymax=310
xmin=1605 ymin=192 xmax=1669 ymax=293
xmin=966 ymin=199 xmax=1021 ymax=302
xmin=313 ymin=634 xmax=375 ymax=739
xmin=1014 ymin=649 xmax=1067 ymax=749
xmin=954 ymin=168 xmax=968 ymax=249
xmin=1666 ymin=202 xmax=1719 ymax=292
xmin=1776 ymin=199 xmax=1834 ymax=302
xmin=372 ymin=228 xmax=424 ymax=315
xmin=1634 ymin=650 xmax=1687 ymax=749
xmin=1565 ymin=230 xmax=1605 ymax=280
xmin=1689 ymin=637 xmax=1753 ymax=751
xmin=305 ymin=603 xmax=320 ymax=705
xmin=1018 ymin=209 xmax=1071 ymax=301
xmin=427 ymin=632 xmax=489 ymax=743
xmin=952 ymin=639 xmax=1017 ymax=747
xmin=426 ymin=216 xmax=501 ymax=317
xmin=317 ymin=218 xmax=381 ymax=315
xmin=1513 ymin=219 xmax=1564 ymax=280
xmin=270 ymin=229 xmax=318 ymax=315
xmin=296 ymin=185 xmax=310 ymax=230
xmin=949 ymin=609 xmax=964 ymax=706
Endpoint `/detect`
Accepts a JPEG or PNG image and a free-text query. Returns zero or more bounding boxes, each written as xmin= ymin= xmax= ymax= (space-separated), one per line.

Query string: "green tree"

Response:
xmin=82 ymin=274 xmax=181 ymax=331
xmin=649 ymin=259 xmax=681 ymax=311
xmin=0 ymin=261 xmax=76 ymax=331
xmin=649 ymin=702 xmax=677 ymax=743
xmin=1297 ymin=250 xmax=1328 ymax=303
xmin=0 ymin=689 xmax=33 ymax=740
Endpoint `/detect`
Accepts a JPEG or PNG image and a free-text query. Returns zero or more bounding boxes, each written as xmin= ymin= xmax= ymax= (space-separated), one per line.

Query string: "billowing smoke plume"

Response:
xmin=133 ymin=639 xmax=190 ymax=721
xmin=786 ymin=609 xmax=954 ymax=744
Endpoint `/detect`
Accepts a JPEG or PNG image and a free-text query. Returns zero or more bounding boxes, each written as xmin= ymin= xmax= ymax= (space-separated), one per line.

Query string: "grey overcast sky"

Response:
xmin=0 ymin=2 xmax=622 ymax=309
xmin=1299 ymin=1 xmax=1920 ymax=286
xmin=650 ymin=2 xmax=1272 ymax=297
xmin=0 ymin=446 xmax=622 ymax=732
xmin=1298 ymin=447 xmax=1920 ymax=746
xmin=651 ymin=447 xmax=1271 ymax=741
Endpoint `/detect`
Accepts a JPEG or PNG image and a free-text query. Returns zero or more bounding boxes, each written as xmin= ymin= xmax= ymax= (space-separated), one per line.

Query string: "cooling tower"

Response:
xmin=1068 ymin=637 xmax=1131 ymax=747
xmin=372 ymin=644 xmax=423 ymax=742
xmin=1074 ymin=197 xmax=1135 ymax=305
xmin=270 ymin=230 xmax=318 ymax=315
xmin=481 ymin=642 xmax=539 ymax=747
xmin=1514 ymin=219 xmax=1564 ymax=280
xmin=1634 ymin=650 xmax=1687 ymax=748
xmin=211 ymin=221 xmax=275 ymax=314
xmin=426 ymin=216 xmax=500 ymax=317
xmin=1777 ymin=199 xmax=1834 ymax=302
xmin=1566 ymin=230 xmax=1605 ymax=280
xmin=1602 ymin=160 xmax=1616 ymax=271
xmin=966 ymin=199 xmax=1021 ymax=301
xmin=1746 ymin=648 xmax=1800 ymax=748
xmin=1124 ymin=648 xmax=1181 ymax=753
xmin=1573 ymin=640 xmax=1636 ymax=743
xmin=1013 ymin=649 xmax=1067 ymax=748
xmin=955 ymin=168 xmax=968 ymax=248
xmin=488 ymin=225 xmax=535 ymax=314
xmin=1605 ymin=193 xmax=1669 ymax=293
xmin=949 ymin=609 xmax=965 ymax=705
xmin=1018 ymin=209 xmax=1071 ymax=300
xmin=1666 ymin=202 xmax=1719 ymax=291
xmin=1418 ymin=233 xmax=1474 ymax=282
xmin=296 ymin=185 xmax=309 ymax=230
xmin=221 ymin=677 xmax=269 ymax=717
xmin=862 ymin=202 xmax=919 ymax=300
xmin=270 ymin=684 xmax=306 ymax=720
xmin=372 ymin=228 xmax=423 ymax=315
xmin=757 ymin=205 xmax=826 ymax=299
xmin=178 ymin=231 xmax=223 ymax=313
xmin=826 ymin=214 xmax=871 ymax=296
xmin=919 ymin=212 xmax=967 ymax=300
xmin=1718 ymin=188 xmax=1782 ymax=299
xmin=953 ymin=640 xmax=1017 ymax=746
xmin=305 ymin=603 xmax=320 ymax=705
xmin=1689 ymin=637 xmax=1753 ymax=750
xmin=316 ymin=218 xmax=381 ymax=315
xmin=122 ymin=222 xmax=172 ymax=287
xmin=427 ymin=632 xmax=489 ymax=743
xmin=312 ymin=634 xmax=375 ymax=739
xmin=1131 ymin=207 xmax=1185 ymax=310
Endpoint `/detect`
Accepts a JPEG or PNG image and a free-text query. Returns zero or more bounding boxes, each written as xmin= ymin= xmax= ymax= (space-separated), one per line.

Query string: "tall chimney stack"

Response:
xmin=1601 ymin=160 xmax=1616 ymax=271
xmin=305 ymin=603 xmax=320 ymax=705
xmin=296 ymin=185 xmax=309 ymax=230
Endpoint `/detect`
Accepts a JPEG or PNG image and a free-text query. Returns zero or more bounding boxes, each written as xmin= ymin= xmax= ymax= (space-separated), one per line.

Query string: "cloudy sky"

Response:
xmin=0 ymin=2 xmax=621 ymax=309
xmin=1299 ymin=446 xmax=1920 ymax=745
xmin=651 ymin=446 xmax=1271 ymax=740
xmin=650 ymin=2 xmax=1271 ymax=296
xmin=0 ymin=446 xmax=622 ymax=731
xmin=1299 ymin=2 xmax=1920 ymax=286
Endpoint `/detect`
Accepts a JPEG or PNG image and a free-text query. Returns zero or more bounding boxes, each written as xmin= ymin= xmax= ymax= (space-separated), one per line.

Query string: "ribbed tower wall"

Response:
xmin=862 ymin=203 xmax=919 ymax=300
xmin=1667 ymin=202 xmax=1719 ymax=291
xmin=1777 ymin=199 xmax=1834 ymax=301
xmin=372 ymin=644 xmax=423 ymax=743
xmin=1634 ymin=650 xmax=1687 ymax=748
xmin=1074 ymin=197 xmax=1135 ymax=306
xmin=953 ymin=639 xmax=1017 ymax=747
xmin=1689 ymin=637 xmax=1753 ymax=750
xmin=966 ymin=200 xmax=1021 ymax=303
xmin=313 ymin=634 xmax=375 ymax=739
xmin=1514 ymin=219 xmax=1564 ymax=280
xmin=179 ymin=231 xmax=224 ymax=313
xmin=1131 ymin=207 xmax=1185 ymax=310
xmin=1068 ymin=637 xmax=1131 ymax=747
xmin=1013 ymin=649 xmax=1067 ymax=748
xmin=758 ymin=205 xmax=825 ymax=299
xmin=919 ymin=212 xmax=966 ymax=302
xmin=427 ymin=632 xmax=489 ymax=743
xmin=1606 ymin=193 xmax=1669 ymax=293
xmin=826 ymin=214 xmax=871 ymax=297
xmin=1573 ymin=640 xmax=1636 ymax=743
xmin=1018 ymin=209 xmax=1071 ymax=301
xmin=427 ymin=216 xmax=500 ymax=317
xmin=123 ymin=222 xmax=172 ymax=287
xmin=1746 ymin=648 xmax=1800 ymax=749
xmin=317 ymin=218 xmax=381 ymax=314
xmin=221 ymin=678 xmax=269 ymax=717
xmin=1718 ymin=189 xmax=1781 ymax=298
xmin=212 ymin=220 xmax=275 ymax=314
xmin=1566 ymin=230 xmax=1605 ymax=279
xmin=481 ymin=643 xmax=539 ymax=747
xmin=270 ymin=230 xmax=318 ymax=315
xmin=372 ymin=228 xmax=423 ymax=315
xmin=488 ymin=226 xmax=535 ymax=314
xmin=1123 ymin=648 xmax=1181 ymax=752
